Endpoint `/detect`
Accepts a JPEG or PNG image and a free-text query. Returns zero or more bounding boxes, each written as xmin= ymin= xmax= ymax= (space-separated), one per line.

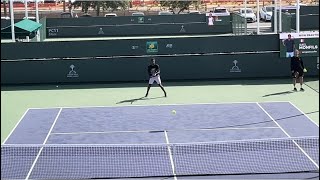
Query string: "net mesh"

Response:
xmin=173 ymin=137 xmax=319 ymax=176
xmin=1 ymin=137 xmax=319 ymax=179
xmin=1 ymin=145 xmax=172 ymax=179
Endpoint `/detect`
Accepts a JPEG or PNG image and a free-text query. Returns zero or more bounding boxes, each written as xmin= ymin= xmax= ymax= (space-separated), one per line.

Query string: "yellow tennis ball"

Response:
xmin=171 ymin=110 xmax=176 ymax=115
xmin=303 ymin=68 xmax=307 ymax=73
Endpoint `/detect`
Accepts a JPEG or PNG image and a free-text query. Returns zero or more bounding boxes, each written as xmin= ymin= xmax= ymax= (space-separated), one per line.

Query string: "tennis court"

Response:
xmin=2 ymin=101 xmax=319 ymax=179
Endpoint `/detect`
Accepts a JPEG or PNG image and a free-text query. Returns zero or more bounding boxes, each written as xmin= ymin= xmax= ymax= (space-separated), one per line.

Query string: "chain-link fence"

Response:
xmin=232 ymin=13 xmax=247 ymax=35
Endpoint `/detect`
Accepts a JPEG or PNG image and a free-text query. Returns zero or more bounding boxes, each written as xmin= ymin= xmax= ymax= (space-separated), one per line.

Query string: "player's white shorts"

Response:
xmin=149 ymin=75 xmax=162 ymax=85
xmin=286 ymin=52 xmax=294 ymax=57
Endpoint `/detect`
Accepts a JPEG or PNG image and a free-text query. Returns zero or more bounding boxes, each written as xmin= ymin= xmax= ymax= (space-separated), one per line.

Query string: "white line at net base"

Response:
xmin=25 ymin=108 xmax=63 ymax=180
xmin=257 ymin=103 xmax=319 ymax=169
xmin=49 ymin=126 xmax=280 ymax=135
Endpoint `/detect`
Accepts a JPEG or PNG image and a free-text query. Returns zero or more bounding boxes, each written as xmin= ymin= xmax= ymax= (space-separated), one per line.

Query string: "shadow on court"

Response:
xmin=262 ymin=90 xmax=295 ymax=97
xmin=116 ymin=96 xmax=165 ymax=104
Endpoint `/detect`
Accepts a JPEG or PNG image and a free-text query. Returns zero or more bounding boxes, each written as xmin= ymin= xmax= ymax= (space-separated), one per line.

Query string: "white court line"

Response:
xmin=257 ymin=103 xmax=319 ymax=169
xmin=25 ymin=108 xmax=63 ymax=180
xmin=164 ymin=130 xmax=177 ymax=180
xmin=288 ymin=101 xmax=319 ymax=127
xmin=2 ymin=108 xmax=30 ymax=145
xmin=4 ymin=136 xmax=318 ymax=147
xmin=50 ymin=127 xmax=280 ymax=135
xmin=27 ymin=101 xmax=290 ymax=110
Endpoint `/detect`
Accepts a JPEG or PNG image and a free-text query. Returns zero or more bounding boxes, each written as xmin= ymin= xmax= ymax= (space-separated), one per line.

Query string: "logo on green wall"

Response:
xmin=138 ymin=17 xmax=144 ymax=23
xmin=67 ymin=64 xmax=79 ymax=78
xmin=146 ymin=41 xmax=158 ymax=53
xmin=230 ymin=60 xmax=241 ymax=73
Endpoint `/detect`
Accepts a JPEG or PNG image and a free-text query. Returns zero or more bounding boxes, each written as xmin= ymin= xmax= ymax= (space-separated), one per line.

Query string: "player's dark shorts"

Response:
xmin=292 ymin=70 xmax=304 ymax=78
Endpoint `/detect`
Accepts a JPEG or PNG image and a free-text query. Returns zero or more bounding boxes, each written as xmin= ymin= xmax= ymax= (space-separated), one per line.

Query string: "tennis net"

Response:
xmin=1 ymin=136 xmax=319 ymax=179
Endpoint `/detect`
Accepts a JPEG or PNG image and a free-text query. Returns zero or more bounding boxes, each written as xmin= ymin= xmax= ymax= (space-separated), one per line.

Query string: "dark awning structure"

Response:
xmin=1 ymin=19 xmax=42 ymax=39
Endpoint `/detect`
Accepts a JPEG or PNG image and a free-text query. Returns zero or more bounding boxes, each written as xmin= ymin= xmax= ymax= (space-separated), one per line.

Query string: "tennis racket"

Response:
xmin=150 ymin=69 xmax=159 ymax=77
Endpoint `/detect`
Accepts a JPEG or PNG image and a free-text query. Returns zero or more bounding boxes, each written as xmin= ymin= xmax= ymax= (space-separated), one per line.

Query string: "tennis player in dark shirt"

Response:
xmin=291 ymin=50 xmax=305 ymax=91
xmin=145 ymin=58 xmax=167 ymax=97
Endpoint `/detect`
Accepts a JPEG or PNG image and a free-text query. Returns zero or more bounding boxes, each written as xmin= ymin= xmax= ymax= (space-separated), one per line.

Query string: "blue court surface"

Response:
xmin=1 ymin=101 xmax=319 ymax=180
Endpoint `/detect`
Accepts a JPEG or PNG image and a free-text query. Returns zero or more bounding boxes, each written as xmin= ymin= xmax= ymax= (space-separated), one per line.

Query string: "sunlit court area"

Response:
xmin=1 ymin=0 xmax=319 ymax=179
